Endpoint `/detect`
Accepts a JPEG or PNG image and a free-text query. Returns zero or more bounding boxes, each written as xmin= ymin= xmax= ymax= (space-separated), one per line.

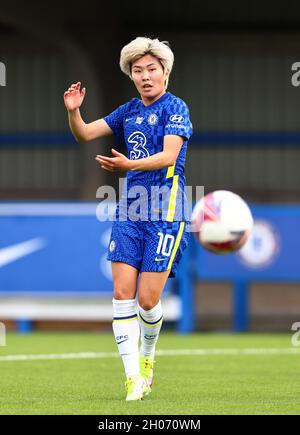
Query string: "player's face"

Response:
xmin=131 ymin=54 xmax=168 ymax=105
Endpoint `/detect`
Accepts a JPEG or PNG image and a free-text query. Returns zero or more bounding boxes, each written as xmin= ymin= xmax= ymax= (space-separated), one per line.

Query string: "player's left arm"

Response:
xmin=95 ymin=135 xmax=184 ymax=172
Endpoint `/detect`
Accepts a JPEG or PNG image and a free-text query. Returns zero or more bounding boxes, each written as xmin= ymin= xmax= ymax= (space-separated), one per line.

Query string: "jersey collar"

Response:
xmin=140 ymin=91 xmax=170 ymax=109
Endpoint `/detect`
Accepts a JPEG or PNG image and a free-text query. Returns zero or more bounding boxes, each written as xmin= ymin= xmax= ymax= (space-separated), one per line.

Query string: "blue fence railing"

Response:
xmin=0 ymin=132 xmax=77 ymax=147
xmin=2 ymin=131 xmax=300 ymax=147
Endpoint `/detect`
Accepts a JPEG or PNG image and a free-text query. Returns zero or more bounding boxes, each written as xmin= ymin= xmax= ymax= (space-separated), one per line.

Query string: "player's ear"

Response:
xmin=129 ymin=64 xmax=133 ymax=81
xmin=164 ymin=71 xmax=169 ymax=89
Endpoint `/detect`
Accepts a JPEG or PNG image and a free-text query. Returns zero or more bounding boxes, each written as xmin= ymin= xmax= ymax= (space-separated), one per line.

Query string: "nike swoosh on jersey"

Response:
xmin=0 ymin=238 xmax=47 ymax=268
xmin=155 ymin=257 xmax=168 ymax=262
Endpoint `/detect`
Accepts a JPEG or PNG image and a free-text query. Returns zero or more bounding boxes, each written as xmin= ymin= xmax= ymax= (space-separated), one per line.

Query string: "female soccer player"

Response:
xmin=64 ymin=37 xmax=193 ymax=401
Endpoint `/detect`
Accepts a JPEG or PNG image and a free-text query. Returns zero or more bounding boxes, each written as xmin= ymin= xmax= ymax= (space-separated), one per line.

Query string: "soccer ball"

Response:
xmin=192 ymin=190 xmax=253 ymax=254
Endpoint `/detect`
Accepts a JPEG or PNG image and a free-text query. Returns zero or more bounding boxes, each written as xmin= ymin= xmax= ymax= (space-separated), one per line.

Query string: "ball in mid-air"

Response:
xmin=192 ymin=190 xmax=253 ymax=254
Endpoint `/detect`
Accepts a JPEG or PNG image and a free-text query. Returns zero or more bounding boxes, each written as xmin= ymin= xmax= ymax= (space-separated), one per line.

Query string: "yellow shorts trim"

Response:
xmin=167 ymin=221 xmax=185 ymax=270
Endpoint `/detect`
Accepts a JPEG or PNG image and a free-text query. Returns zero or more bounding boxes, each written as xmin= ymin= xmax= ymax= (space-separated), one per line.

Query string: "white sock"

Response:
xmin=138 ymin=300 xmax=163 ymax=358
xmin=112 ymin=298 xmax=140 ymax=378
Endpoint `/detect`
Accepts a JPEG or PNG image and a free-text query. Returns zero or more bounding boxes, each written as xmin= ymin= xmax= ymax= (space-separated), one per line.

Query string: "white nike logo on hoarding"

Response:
xmin=0 ymin=238 xmax=47 ymax=268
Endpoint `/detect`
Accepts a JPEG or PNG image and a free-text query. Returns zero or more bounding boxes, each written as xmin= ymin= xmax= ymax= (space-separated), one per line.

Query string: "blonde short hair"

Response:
xmin=120 ymin=37 xmax=174 ymax=89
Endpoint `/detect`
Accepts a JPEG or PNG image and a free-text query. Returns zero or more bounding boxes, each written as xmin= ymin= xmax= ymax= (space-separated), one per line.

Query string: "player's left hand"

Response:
xmin=95 ymin=149 xmax=132 ymax=172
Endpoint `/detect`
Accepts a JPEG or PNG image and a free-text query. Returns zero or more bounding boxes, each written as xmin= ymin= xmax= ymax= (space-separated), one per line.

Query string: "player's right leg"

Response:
xmin=107 ymin=221 xmax=149 ymax=400
xmin=111 ymin=262 xmax=149 ymax=401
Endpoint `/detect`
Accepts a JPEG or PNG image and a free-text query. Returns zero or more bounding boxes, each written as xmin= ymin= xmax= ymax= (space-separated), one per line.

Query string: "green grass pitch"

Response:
xmin=0 ymin=331 xmax=299 ymax=415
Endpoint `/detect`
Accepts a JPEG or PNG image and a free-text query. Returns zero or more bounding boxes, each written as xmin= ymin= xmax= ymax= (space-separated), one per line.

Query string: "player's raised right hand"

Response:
xmin=64 ymin=82 xmax=86 ymax=111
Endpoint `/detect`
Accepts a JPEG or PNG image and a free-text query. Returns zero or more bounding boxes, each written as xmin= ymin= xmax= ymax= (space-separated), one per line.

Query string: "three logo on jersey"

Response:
xmin=125 ymin=114 xmax=184 ymax=160
xmin=128 ymin=132 xmax=149 ymax=160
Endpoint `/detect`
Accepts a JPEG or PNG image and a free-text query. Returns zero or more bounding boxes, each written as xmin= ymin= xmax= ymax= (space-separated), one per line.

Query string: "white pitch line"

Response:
xmin=157 ymin=348 xmax=300 ymax=356
xmin=0 ymin=348 xmax=300 ymax=362
xmin=0 ymin=352 xmax=118 ymax=361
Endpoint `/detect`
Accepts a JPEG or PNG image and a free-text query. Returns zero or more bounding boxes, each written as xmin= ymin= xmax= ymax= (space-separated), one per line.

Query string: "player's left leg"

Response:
xmin=107 ymin=220 xmax=149 ymax=401
xmin=137 ymin=220 xmax=190 ymax=391
xmin=137 ymin=270 xmax=170 ymax=390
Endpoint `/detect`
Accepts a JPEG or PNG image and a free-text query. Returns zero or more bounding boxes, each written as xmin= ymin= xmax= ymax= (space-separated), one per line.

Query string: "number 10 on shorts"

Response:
xmin=156 ymin=232 xmax=175 ymax=257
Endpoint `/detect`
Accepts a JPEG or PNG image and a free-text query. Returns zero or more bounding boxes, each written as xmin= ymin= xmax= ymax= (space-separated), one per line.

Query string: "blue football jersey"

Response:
xmin=103 ymin=92 xmax=193 ymax=222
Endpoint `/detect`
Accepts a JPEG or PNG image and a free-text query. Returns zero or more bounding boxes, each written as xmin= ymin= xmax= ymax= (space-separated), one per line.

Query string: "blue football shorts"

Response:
xmin=106 ymin=220 xmax=190 ymax=278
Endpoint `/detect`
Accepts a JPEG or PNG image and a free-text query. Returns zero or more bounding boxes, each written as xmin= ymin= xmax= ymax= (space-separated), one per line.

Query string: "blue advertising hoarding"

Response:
xmin=1 ymin=202 xmax=298 ymax=332
xmin=0 ymin=203 xmax=113 ymax=294
xmin=190 ymin=205 xmax=300 ymax=331
xmin=195 ymin=205 xmax=300 ymax=281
